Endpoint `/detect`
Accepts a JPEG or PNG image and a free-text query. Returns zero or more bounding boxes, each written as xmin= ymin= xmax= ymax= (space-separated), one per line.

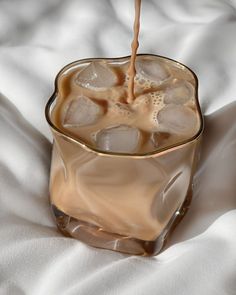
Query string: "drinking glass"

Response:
xmin=45 ymin=55 xmax=204 ymax=256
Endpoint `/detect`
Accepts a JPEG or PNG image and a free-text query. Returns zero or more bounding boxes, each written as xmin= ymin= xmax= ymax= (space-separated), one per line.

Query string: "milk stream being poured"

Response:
xmin=127 ymin=0 xmax=141 ymax=103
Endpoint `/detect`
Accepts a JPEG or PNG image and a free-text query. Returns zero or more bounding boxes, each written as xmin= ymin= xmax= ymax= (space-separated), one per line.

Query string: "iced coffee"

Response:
xmin=46 ymin=54 xmax=203 ymax=255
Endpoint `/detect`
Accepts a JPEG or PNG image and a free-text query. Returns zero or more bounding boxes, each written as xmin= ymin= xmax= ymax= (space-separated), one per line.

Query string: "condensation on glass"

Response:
xmin=45 ymin=55 xmax=204 ymax=256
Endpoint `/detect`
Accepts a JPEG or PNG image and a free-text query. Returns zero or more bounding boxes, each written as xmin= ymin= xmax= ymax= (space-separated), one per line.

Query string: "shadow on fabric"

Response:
xmin=169 ymin=101 xmax=236 ymax=246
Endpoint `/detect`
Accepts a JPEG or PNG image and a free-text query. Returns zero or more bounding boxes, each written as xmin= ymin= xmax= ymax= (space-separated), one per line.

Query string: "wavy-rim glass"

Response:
xmin=45 ymin=54 xmax=204 ymax=158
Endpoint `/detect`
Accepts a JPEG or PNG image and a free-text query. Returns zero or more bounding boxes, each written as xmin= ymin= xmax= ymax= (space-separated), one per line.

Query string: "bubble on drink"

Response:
xmin=136 ymin=59 xmax=170 ymax=85
xmin=95 ymin=125 xmax=141 ymax=153
xmin=63 ymin=95 xmax=103 ymax=127
xmin=76 ymin=62 xmax=118 ymax=90
xmin=156 ymin=105 xmax=198 ymax=136
xmin=164 ymin=80 xmax=194 ymax=105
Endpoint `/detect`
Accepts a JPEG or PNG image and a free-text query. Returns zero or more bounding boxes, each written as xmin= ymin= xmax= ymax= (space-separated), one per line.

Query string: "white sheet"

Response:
xmin=0 ymin=0 xmax=236 ymax=294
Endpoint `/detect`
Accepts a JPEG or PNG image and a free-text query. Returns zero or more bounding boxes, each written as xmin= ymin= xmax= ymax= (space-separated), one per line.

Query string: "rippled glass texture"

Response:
xmin=45 ymin=55 xmax=203 ymax=256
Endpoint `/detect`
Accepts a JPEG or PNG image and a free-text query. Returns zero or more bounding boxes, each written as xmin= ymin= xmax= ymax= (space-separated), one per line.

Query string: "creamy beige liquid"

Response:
xmin=52 ymin=55 xmax=200 ymax=155
xmin=49 ymin=55 xmax=201 ymax=245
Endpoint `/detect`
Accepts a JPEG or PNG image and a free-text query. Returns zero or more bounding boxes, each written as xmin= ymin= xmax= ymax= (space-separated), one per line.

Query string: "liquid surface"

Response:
xmin=51 ymin=55 xmax=201 ymax=154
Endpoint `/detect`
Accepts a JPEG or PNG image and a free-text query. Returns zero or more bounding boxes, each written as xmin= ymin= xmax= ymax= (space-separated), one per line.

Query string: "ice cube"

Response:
xmin=164 ymin=80 xmax=194 ymax=104
xmin=63 ymin=95 xmax=103 ymax=127
xmin=76 ymin=62 xmax=118 ymax=90
xmin=95 ymin=125 xmax=141 ymax=153
xmin=156 ymin=105 xmax=198 ymax=136
xmin=136 ymin=59 xmax=170 ymax=85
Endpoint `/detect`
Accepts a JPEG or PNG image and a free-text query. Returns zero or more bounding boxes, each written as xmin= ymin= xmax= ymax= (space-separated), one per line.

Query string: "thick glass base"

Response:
xmin=51 ymin=190 xmax=192 ymax=256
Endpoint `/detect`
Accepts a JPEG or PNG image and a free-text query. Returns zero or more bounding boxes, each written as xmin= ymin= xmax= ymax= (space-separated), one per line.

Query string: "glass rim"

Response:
xmin=45 ymin=53 xmax=204 ymax=159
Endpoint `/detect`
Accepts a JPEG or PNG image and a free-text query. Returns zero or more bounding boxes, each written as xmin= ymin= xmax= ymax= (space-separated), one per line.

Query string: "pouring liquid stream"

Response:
xmin=127 ymin=0 xmax=141 ymax=104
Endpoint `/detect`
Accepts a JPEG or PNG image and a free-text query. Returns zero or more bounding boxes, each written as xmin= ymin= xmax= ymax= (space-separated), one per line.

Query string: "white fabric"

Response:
xmin=0 ymin=0 xmax=236 ymax=294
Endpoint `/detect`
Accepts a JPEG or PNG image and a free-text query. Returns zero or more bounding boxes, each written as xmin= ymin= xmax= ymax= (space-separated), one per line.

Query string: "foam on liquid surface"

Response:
xmin=52 ymin=56 xmax=200 ymax=154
